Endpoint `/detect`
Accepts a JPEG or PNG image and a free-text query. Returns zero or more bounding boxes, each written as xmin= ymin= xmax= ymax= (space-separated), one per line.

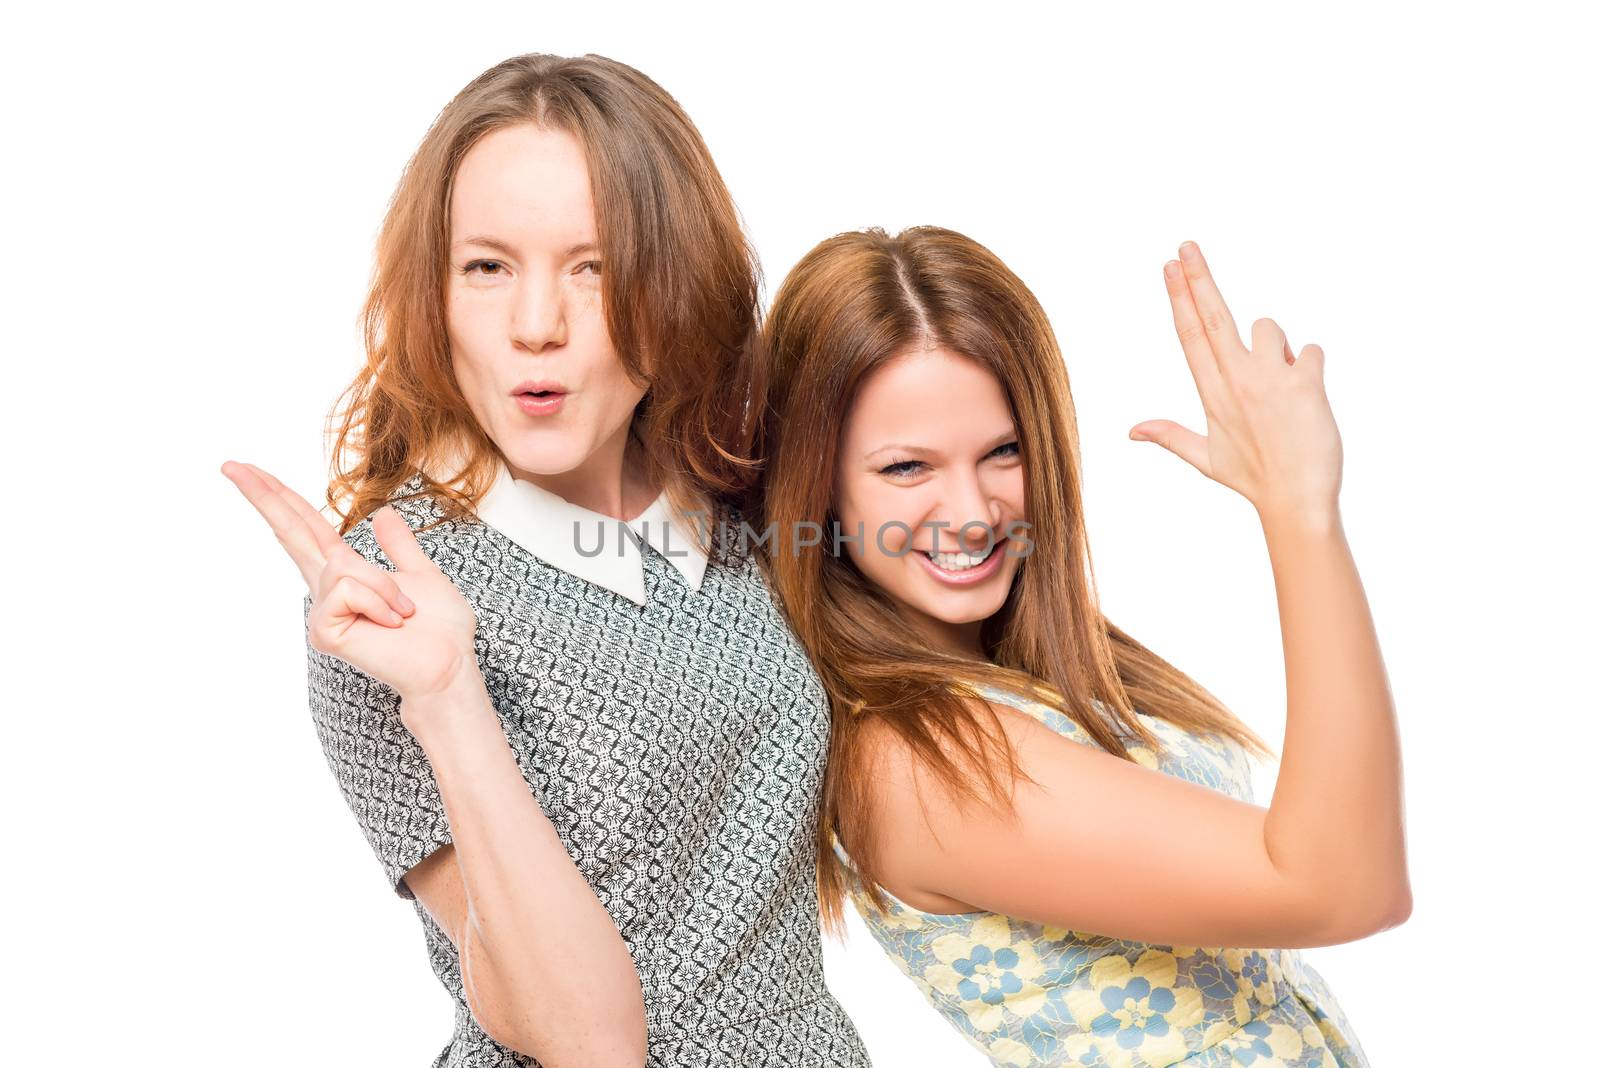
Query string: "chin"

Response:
xmin=904 ymin=564 xmax=1019 ymax=627
xmin=502 ymin=437 xmax=592 ymax=477
xmin=891 ymin=576 xmax=1006 ymax=624
xmin=918 ymin=594 xmax=1008 ymax=627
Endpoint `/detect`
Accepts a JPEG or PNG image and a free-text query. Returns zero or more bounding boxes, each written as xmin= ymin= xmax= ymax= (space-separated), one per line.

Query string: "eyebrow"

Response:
xmin=865 ymin=428 xmax=1018 ymax=461
xmin=451 ymin=236 xmax=600 ymax=259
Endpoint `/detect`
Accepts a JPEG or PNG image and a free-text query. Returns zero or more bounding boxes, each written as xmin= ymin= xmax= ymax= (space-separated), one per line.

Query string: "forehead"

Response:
xmin=450 ymin=123 xmax=596 ymax=244
xmin=844 ymin=346 xmax=1013 ymax=447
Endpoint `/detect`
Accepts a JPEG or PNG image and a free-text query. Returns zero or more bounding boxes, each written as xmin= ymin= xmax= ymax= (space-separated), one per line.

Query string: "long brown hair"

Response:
xmin=324 ymin=53 xmax=763 ymax=536
xmin=751 ymin=226 xmax=1278 ymax=937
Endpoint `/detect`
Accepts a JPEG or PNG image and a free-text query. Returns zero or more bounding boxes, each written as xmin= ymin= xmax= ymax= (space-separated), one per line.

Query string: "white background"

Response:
xmin=6 ymin=1 xmax=1594 ymax=1064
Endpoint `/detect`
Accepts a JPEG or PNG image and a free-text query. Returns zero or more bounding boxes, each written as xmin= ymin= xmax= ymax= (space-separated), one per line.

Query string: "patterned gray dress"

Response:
xmin=302 ymin=473 xmax=872 ymax=1067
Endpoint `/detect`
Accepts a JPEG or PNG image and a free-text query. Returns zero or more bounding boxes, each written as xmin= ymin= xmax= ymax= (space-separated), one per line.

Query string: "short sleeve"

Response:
xmin=302 ymin=550 xmax=455 ymax=901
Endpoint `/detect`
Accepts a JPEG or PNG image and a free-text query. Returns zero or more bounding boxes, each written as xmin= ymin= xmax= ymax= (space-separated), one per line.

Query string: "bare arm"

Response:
xmin=869 ymin=506 xmax=1409 ymax=949
xmin=400 ymin=661 xmax=646 ymax=1067
xmin=1256 ymin=505 xmax=1409 ymax=935
xmin=223 ymin=461 xmax=646 ymax=1067
xmin=861 ymin=242 xmax=1410 ymax=949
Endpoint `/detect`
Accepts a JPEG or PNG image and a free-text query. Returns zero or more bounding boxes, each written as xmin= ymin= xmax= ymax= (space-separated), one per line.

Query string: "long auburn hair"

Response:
xmin=324 ymin=53 xmax=763 ymax=535
xmin=751 ymin=226 xmax=1278 ymax=937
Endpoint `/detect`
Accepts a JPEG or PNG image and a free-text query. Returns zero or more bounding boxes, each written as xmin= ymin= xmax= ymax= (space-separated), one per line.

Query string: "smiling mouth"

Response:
xmin=921 ymin=542 xmax=998 ymax=572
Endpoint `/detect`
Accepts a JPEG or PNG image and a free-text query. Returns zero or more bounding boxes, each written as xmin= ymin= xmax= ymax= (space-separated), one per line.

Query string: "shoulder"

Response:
xmin=339 ymin=473 xmax=473 ymax=571
xmin=856 ymin=686 xmax=1128 ymax=831
xmin=854 ymin=692 xmax=1028 ymax=807
xmin=849 ymin=698 xmax=1048 ymax=913
xmin=971 ymin=683 xmax=1108 ymax=748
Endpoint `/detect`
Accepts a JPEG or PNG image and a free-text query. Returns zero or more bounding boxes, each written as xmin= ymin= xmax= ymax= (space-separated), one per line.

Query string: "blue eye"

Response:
xmin=879 ymin=459 xmax=924 ymax=477
xmin=989 ymin=441 xmax=1020 ymax=458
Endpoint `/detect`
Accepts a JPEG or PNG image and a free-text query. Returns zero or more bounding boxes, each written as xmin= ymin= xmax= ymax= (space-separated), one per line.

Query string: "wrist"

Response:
xmin=399 ymin=656 xmax=492 ymax=738
xmin=1255 ymin=496 xmax=1342 ymax=539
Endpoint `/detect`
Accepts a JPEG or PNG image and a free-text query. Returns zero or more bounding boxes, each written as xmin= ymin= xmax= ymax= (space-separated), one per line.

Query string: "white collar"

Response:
xmin=420 ymin=454 xmax=710 ymax=607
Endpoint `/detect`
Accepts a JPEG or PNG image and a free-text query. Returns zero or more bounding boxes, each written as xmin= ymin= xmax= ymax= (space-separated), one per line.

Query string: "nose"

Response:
xmin=938 ymin=469 xmax=1005 ymax=553
xmin=510 ymin=271 xmax=568 ymax=353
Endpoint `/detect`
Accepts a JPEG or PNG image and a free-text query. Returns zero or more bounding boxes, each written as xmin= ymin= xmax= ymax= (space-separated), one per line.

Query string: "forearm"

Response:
xmin=1256 ymin=506 xmax=1410 ymax=932
xmin=405 ymin=668 xmax=646 ymax=1063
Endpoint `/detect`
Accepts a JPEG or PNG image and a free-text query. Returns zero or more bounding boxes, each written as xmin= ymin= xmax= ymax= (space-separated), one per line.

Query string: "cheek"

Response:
xmin=596 ymin=352 xmax=645 ymax=410
xmin=571 ymin=309 xmax=621 ymax=379
xmin=448 ymin=337 xmax=493 ymax=402
xmin=1005 ymin=470 xmax=1027 ymax=519
xmin=876 ymin=519 xmax=911 ymax=555
xmin=446 ymin=299 xmax=494 ymax=376
xmin=870 ymin=489 xmax=924 ymax=549
xmin=832 ymin=476 xmax=873 ymax=536
xmin=836 ymin=480 xmax=916 ymax=558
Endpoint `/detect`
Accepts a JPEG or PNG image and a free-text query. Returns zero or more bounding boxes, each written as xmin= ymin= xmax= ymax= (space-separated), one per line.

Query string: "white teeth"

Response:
xmin=924 ymin=546 xmax=994 ymax=571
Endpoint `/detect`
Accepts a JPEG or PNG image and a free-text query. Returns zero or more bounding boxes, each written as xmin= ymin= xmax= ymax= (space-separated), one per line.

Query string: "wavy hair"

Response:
xmin=751 ymin=226 xmax=1278 ymax=937
xmin=324 ymin=53 xmax=763 ymax=536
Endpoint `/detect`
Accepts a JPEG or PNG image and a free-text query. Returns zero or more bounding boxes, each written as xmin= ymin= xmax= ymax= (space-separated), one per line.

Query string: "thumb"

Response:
xmin=370 ymin=505 xmax=434 ymax=573
xmin=1129 ymin=420 xmax=1210 ymax=474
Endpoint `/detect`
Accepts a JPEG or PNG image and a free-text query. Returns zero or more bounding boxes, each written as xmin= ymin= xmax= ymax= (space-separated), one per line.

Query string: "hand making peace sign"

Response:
xmin=1129 ymin=241 xmax=1344 ymax=523
xmin=220 ymin=462 xmax=481 ymax=713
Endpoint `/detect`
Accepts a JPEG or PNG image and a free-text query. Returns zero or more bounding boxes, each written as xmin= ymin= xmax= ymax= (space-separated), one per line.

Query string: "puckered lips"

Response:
xmin=511 ymin=379 xmax=568 ymax=416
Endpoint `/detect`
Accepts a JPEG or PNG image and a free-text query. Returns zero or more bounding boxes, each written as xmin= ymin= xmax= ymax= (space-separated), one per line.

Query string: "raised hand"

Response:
xmin=221 ymin=461 xmax=480 ymax=708
xmin=1130 ymin=241 xmax=1343 ymax=522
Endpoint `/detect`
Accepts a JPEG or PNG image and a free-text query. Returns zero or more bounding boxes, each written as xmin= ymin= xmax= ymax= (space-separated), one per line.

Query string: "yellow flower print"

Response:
xmin=923 ymin=914 xmax=1049 ymax=1032
xmin=988 ymin=1037 xmax=1034 ymax=1067
xmin=1061 ymin=950 xmax=1205 ymax=1067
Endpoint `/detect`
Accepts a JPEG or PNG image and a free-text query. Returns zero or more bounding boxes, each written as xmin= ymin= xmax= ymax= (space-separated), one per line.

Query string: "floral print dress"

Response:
xmin=832 ymin=684 xmax=1370 ymax=1067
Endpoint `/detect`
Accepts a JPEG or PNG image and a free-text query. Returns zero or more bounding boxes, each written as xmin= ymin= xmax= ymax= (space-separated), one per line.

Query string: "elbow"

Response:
xmin=558 ymin=1023 xmax=649 ymax=1068
xmin=475 ymin=998 xmax=647 ymax=1068
xmin=455 ymin=921 xmax=648 ymax=1066
xmin=1324 ymin=882 xmax=1413 ymax=943
xmin=469 ymin=1006 xmax=525 ymax=1058
xmin=1374 ymin=883 xmax=1414 ymax=931
xmin=584 ymin=1018 xmax=649 ymax=1068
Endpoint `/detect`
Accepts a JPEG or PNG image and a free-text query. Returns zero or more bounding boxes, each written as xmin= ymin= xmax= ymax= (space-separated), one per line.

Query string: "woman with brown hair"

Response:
xmin=752 ymin=227 xmax=1409 ymax=1066
xmin=221 ymin=54 xmax=870 ymax=1067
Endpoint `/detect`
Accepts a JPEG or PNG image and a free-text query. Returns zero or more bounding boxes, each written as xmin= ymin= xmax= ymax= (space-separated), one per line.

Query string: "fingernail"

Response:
xmin=1163 ymin=261 xmax=1180 ymax=279
xmin=1180 ymin=241 xmax=1198 ymax=259
xmin=398 ymin=592 xmax=415 ymax=613
xmin=388 ymin=609 xmax=404 ymax=625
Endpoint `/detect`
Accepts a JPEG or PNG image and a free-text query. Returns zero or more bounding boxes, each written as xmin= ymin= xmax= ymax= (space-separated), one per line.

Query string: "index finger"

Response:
xmin=240 ymin=463 xmax=349 ymax=555
xmin=1177 ymin=241 xmax=1246 ymax=358
xmin=220 ymin=461 xmax=342 ymax=591
xmin=1164 ymin=258 xmax=1224 ymax=399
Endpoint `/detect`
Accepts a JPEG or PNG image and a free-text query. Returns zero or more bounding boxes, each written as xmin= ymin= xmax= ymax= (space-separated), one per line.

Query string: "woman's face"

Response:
xmin=446 ymin=122 xmax=648 ymax=500
xmin=832 ymin=346 xmax=1028 ymax=655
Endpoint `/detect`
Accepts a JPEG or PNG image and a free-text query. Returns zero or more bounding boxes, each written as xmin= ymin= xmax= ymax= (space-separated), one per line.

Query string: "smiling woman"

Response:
xmin=750 ymin=225 xmax=1405 ymax=1066
xmin=832 ymin=346 xmax=1031 ymax=649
